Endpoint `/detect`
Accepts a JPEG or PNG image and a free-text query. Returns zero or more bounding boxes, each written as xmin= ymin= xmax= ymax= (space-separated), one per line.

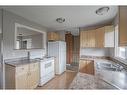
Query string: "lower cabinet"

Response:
xmin=5 ymin=62 xmax=39 ymax=89
xmin=79 ymin=60 xmax=95 ymax=75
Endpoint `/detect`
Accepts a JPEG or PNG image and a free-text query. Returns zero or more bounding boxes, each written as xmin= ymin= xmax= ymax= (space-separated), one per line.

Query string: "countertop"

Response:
xmin=97 ymin=70 xmax=127 ymax=89
xmin=79 ymin=56 xmax=127 ymax=89
xmin=5 ymin=56 xmax=55 ymax=67
xmin=5 ymin=59 xmax=39 ymax=67
xmin=69 ymin=72 xmax=117 ymax=89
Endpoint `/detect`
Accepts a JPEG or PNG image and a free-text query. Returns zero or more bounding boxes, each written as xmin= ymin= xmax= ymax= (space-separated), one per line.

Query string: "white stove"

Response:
xmin=37 ymin=57 xmax=55 ymax=86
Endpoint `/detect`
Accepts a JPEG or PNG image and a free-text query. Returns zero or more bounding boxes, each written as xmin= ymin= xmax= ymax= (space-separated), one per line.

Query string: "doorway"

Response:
xmin=65 ymin=32 xmax=80 ymax=72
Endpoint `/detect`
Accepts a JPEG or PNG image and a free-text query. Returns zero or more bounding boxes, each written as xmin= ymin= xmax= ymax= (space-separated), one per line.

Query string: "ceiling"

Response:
xmin=3 ymin=6 xmax=118 ymax=32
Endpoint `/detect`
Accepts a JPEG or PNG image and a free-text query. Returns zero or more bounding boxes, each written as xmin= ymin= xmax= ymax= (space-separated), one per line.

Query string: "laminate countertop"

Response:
xmin=5 ymin=59 xmax=39 ymax=67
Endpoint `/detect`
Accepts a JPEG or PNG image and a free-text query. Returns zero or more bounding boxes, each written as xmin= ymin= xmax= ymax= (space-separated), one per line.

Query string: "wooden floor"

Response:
xmin=36 ymin=70 xmax=77 ymax=89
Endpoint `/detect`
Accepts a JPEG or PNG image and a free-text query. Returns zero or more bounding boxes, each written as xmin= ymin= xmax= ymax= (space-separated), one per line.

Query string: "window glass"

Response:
xmin=115 ymin=25 xmax=127 ymax=61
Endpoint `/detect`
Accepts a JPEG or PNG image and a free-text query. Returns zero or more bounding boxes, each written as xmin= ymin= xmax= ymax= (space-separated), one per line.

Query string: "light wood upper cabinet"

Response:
xmin=95 ymin=27 xmax=105 ymax=48
xmin=89 ymin=30 xmax=96 ymax=47
xmin=48 ymin=32 xmax=60 ymax=41
xmin=5 ymin=62 xmax=39 ymax=89
xmin=104 ymin=25 xmax=114 ymax=47
xmin=80 ymin=30 xmax=95 ymax=48
xmin=80 ymin=25 xmax=115 ymax=48
xmin=119 ymin=6 xmax=127 ymax=46
xmin=80 ymin=27 xmax=105 ymax=48
xmin=80 ymin=31 xmax=88 ymax=48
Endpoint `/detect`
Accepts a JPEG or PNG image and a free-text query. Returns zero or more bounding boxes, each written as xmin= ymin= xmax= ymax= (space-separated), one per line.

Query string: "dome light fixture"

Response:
xmin=96 ymin=7 xmax=110 ymax=15
xmin=56 ymin=17 xmax=65 ymax=23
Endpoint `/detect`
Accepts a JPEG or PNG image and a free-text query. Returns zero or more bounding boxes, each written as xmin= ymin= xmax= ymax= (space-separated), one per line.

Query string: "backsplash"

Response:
xmin=80 ymin=48 xmax=110 ymax=57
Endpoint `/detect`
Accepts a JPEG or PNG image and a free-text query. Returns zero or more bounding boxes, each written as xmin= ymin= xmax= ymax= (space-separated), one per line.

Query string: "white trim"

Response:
xmin=14 ymin=23 xmax=46 ymax=50
xmin=114 ymin=24 xmax=127 ymax=64
xmin=114 ymin=57 xmax=127 ymax=65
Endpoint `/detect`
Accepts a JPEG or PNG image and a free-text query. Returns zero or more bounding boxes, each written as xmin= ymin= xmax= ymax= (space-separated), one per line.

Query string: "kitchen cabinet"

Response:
xmin=80 ymin=30 xmax=95 ymax=48
xmin=48 ymin=32 xmax=60 ymax=41
xmin=5 ymin=62 xmax=39 ymax=89
xmin=104 ymin=25 xmax=114 ymax=47
xmin=80 ymin=30 xmax=87 ymax=48
xmin=95 ymin=27 xmax=105 ymax=48
xmin=80 ymin=25 xmax=114 ymax=48
xmin=89 ymin=30 xmax=96 ymax=47
xmin=79 ymin=60 xmax=94 ymax=75
xmin=119 ymin=6 xmax=127 ymax=46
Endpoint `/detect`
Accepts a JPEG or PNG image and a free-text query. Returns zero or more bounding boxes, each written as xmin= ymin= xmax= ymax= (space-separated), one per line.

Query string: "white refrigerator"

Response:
xmin=48 ymin=41 xmax=66 ymax=75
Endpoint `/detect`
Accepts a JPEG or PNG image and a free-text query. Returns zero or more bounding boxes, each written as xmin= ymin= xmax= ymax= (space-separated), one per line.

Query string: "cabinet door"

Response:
xmin=88 ymin=30 xmax=96 ymax=47
xmin=16 ymin=65 xmax=29 ymax=89
xmin=104 ymin=26 xmax=114 ymax=47
xmin=79 ymin=60 xmax=94 ymax=75
xmin=119 ymin=6 xmax=127 ymax=46
xmin=95 ymin=27 xmax=105 ymax=48
xmin=79 ymin=60 xmax=87 ymax=73
xmin=28 ymin=63 xmax=39 ymax=89
xmin=86 ymin=60 xmax=94 ymax=75
xmin=80 ymin=31 xmax=88 ymax=48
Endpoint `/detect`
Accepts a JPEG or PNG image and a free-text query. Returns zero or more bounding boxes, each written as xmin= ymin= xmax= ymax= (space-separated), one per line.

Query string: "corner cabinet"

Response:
xmin=79 ymin=60 xmax=94 ymax=75
xmin=119 ymin=6 xmax=127 ymax=46
xmin=5 ymin=62 xmax=39 ymax=89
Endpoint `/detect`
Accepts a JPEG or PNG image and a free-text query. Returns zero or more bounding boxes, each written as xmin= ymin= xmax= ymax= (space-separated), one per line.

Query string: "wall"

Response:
xmin=80 ymin=48 xmax=110 ymax=57
xmin=0 ymin=9 xmax=3 ymax=89
xmin=2 ymin=10 xmax=47 ymax=88
xmin=3 ymin=10 xmax=47 ymax=60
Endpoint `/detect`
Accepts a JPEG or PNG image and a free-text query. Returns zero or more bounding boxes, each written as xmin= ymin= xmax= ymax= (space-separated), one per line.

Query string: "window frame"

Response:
xmin=114 ymin=24 xmax=127 ymax=64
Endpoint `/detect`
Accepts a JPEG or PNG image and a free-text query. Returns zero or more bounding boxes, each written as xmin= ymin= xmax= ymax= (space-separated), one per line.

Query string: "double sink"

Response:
xmin=97 ymin=62 xmax=125 ymax=72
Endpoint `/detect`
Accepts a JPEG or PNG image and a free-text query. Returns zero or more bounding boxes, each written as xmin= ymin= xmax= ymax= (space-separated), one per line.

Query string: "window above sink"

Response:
xmin=115 ymin=25 xmax=127 ymax=63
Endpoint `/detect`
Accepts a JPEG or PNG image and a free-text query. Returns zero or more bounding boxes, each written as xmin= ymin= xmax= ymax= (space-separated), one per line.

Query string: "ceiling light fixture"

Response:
xmin=56 ymin=17 xmax=65 ymax=23
xmin=96 ymin=7 xmax=110 ymax=15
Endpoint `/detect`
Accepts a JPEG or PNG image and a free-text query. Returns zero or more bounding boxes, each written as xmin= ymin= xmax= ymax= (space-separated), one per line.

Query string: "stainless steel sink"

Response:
xmin=97 ymin=62 xmax=124 ymax=72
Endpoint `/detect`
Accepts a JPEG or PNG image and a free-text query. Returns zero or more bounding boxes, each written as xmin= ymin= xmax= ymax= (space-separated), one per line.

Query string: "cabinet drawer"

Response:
xmin=16 ymin=65 xmax=29 ymax=75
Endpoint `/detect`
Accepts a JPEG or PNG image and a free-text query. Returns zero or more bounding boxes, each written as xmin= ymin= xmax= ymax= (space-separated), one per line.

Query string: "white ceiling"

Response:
xmin=3 ymin=6 xmax=118 ymax=32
